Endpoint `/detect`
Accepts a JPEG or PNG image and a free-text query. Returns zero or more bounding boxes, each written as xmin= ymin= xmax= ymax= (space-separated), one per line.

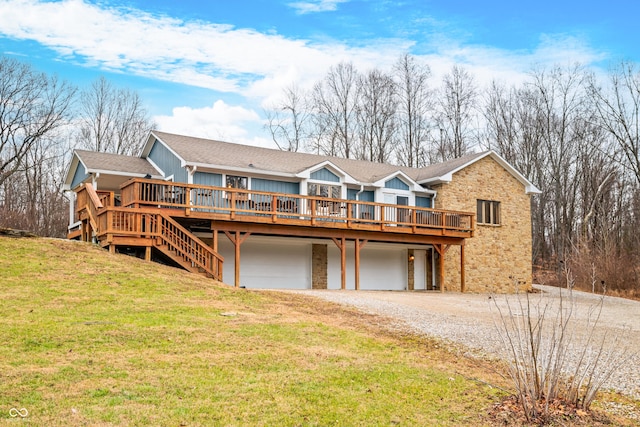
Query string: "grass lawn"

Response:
xmin=0 ymin=236 xmax=636 ymax=426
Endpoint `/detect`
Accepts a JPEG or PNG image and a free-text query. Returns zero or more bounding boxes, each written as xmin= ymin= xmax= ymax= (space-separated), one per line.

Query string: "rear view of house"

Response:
xmin=63 ymin=130 xmax=539 ymax=292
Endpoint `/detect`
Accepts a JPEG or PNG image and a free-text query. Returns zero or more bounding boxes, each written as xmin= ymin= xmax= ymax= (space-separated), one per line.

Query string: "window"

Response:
xmin=308 ymin=183 xmax=340 ymax=199
xmin=226 ymin=175 xmax=247 ymax=190
xmin=477 ymin=200 xmax=501 ymax=225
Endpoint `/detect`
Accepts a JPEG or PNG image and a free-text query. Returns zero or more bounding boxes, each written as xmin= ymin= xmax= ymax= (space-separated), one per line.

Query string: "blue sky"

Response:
xmin=0 ymin=0 xmax=637 ymax=148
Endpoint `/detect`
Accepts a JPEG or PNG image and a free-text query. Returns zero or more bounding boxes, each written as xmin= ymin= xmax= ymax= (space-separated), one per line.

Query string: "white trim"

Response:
xmin=296 ymin=160 xmax=359 ymax=185
xmin=418 ymin=151 xmax=541 ymax=194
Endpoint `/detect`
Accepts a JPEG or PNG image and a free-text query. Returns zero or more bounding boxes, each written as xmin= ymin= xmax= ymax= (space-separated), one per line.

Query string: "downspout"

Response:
xmin=187 ymin=165 xmax=197 ymax=185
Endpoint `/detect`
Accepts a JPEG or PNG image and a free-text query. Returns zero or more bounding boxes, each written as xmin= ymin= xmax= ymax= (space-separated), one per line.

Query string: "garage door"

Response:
xmin=218 ymin=237 xmax=311 ymax=289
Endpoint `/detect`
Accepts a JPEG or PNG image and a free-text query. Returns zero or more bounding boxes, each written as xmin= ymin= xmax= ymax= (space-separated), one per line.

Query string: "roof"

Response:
xmin=74 ymin=150 xmax=161 ymax=176
xmin=62 ymin=150 xmax=162 ymax=191
xmin=144 ymin=131 xmax=540 ymax=194
xmin=145 ymin=131 xmax=441 ymax=184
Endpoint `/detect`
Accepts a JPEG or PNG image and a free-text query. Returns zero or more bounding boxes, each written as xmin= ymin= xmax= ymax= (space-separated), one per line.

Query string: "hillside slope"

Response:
xmin=0 ymin=236 xmax=505 ymax=426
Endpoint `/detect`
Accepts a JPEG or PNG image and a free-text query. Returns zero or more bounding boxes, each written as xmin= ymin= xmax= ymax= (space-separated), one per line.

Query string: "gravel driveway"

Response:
xmin=282 ymin=285 xmax=640 ymax=399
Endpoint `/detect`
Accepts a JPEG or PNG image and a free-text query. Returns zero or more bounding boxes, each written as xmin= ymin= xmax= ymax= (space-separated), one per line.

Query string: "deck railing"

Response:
xmin=120 ymin=178 xmax=475 ymax=237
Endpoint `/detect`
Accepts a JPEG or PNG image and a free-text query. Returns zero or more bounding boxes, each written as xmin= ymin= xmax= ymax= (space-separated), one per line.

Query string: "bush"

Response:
xmin=491 ymin=273 xmax=632 ymax=423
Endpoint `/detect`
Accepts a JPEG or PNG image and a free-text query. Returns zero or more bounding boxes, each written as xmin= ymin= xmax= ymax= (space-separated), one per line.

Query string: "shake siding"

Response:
xmin=310 ymin=168 xmax=340 ymax=182
xmin=71 ymin=163 xmax=88 ymax=189
xmin=148 ymin=140 xmax=187 ymax=182
xmin=432 ymin=156 xmax=533 ymax=293
xmin=194 ymin=172 xmax=222 ymax=187
xmin=251 ymin=178 xmax=299 ymax=194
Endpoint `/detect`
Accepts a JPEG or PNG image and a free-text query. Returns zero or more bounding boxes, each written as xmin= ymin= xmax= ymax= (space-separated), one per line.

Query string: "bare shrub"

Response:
xmin=491 ymin=273 xmax=632 ymax=423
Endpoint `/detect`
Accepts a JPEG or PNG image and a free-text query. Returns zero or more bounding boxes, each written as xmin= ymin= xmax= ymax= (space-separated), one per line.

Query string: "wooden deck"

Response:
xmin=119 ymin=179 xmax=475 ymax=239
xmin=71 ymin=179 xmax=475 ymax=290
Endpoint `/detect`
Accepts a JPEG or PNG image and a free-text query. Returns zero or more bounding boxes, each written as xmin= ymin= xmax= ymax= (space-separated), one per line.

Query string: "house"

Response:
xmin=63 ymin=130 xmax=540 ymax=292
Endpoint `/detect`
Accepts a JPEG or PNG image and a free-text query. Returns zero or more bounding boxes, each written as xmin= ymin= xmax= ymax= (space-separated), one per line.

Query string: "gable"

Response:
xmin=148 ymin=139 xmax=187 ymax=182
xmin=310 ymin=167 xmax=340 ymax=182
xmin=384 ymin=177 xmax=410 ymax=191
xmin=70 ymin=161 xmax=88 ymax=189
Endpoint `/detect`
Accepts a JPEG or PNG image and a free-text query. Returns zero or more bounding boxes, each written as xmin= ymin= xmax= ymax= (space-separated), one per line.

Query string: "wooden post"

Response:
xmin=354 ymin=239 xmax=367 ymax=291
xmin=212 ymin=226 xmax=218 ymax=252
xmin=145 ymin=246 xmax=151 ymax=261
xmin=460 ymin=242 xmax=466 ymax=293
xmin=434 ymin=244 xmax=446 ymax=293
xmin=331 ymin=237 xmax=347 ymax=290
xmin=224 ymin=231 xmax=251 ymax=288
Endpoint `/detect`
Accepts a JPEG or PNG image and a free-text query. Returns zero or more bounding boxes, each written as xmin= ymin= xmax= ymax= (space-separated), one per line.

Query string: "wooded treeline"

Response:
xmin=0 ymin=57 xmax=154 ymax=237
xmin=1 ymin=54 xmax=639 ymax=294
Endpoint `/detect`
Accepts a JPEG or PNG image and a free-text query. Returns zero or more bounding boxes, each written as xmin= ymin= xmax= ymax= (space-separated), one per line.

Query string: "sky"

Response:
xmin=0 ymin=0 xmax=638 ymax=149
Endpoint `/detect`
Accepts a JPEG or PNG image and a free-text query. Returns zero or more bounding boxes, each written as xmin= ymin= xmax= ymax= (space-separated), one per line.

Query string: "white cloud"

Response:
xmin=287 ymin=0 xmax=348 ymax=14
xmin=0 ymin=0 xmax=390 ymax=99
xmin=0 ymin=0 xmax=607 ymax=104
xmin=153 ymin=100 xmax=273 ymax=148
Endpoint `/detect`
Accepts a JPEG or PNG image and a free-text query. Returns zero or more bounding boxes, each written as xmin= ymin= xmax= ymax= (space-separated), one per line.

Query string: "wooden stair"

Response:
xmin=75 ymin=183 xmax=223 ymax=281
xmin=149 ymin=212 xmax=223 ymax=280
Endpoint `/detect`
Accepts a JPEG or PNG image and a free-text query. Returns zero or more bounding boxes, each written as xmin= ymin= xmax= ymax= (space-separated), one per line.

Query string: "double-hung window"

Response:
xmin=477 ymin=200 xmax=501 ymax=225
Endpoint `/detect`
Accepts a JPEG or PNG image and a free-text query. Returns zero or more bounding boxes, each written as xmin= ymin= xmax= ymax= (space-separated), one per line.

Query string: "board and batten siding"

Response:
xmin=415 ymin=196 xmax=432 ymax=208
xmin=310 ymin=167 xmax=340 ymax=182
xmin=384 ymin=177 xmax=410 ymax=191
xmin=347 ymin=189 xmax=374 ymax=201
xmin=71 ymin=162 xmax=88 ymax=189
xmin=147 ymin=139 xmax=187 ymax=182
xmin=193 ymin=171 xmax=222 ymax=187
xmin=251 ymin=178 xmax=300 ymax=194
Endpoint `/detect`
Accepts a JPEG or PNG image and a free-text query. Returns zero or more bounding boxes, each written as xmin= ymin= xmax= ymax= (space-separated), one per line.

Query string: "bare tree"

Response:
xmin=264 ymin=84 xmax=311 ymax=152
xmin=589 ymin=61 xmax=640 ymax=185
xmin=77 ymin=76 xmax=154 ymax=156
xmin=0 ymin=56 xmax=75 ymax=187
xmin=355 ymin=68 xmax=397 ymax=163
xmin=311 ymin=62 xmax=360 ymax=158
xmin=393 ymin=54 xmax=431 ymax=167
xmin=434 ymin=65 xmax=478 ymax=161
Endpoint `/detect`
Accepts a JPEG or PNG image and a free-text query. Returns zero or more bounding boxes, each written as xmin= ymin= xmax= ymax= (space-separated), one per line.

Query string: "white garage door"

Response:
xmin=328 ymin=243 xmax=406 ymax=290
xmin=218 ymin=237 xmax=311 ymax=289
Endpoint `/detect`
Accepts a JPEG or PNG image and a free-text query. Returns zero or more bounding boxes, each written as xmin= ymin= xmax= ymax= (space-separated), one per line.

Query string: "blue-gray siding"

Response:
xmin=384 ymin=177 xmax=410 ymax=191
xmin=310 ymin=167 xmax=340 ymax=183
xmin=71 ymin=162 xmax=88 ymax=189
xmin=347 ymin=189 xmax=374 ymax=202
xmin=147 ymin=139 xmax=187 ymax=182
xmin=416 ymin=196 xmax=432 ymax=208
xmin=252 ymin=178 xmax=299 ymax=194
xmin=194 ymin=172 xmax=222 ymax=187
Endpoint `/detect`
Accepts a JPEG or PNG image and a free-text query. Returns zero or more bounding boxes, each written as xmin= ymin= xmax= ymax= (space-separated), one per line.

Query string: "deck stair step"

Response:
xmin=149 ymin=212 xmax=223 ymax=281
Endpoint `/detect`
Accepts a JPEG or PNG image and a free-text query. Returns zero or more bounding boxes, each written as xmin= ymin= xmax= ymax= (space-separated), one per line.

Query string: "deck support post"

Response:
xmin=331 ymin=237 xmax=347 ymax=290
xmin=434 ymin=244 xmax=451 ymax=293
xmin=211 ymin=225 xmax=219 ymax=252
xmin=354 ymin=239 xmax=367 ymax=291
xmin=145 ymin=246 xmax=151 ymax=261
xmin=460 ymin=242 xmax=465 ymax=293
xmin=224 ymin=231 xmax=251 ymax=288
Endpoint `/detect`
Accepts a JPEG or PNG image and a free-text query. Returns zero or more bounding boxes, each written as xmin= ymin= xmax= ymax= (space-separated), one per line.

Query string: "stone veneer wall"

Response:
xmin=312 ymin=244 xmax=328 ymax=289
xmin=431 ymin=156 xmax=533 ymax=293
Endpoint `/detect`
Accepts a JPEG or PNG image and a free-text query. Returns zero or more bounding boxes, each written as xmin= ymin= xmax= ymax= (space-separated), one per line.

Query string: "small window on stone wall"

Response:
xmin=477 ymin=199 xmax=501 ymax=225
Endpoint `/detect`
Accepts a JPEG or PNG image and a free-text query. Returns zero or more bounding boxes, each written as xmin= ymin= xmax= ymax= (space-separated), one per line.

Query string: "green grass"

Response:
xmin=0 ymin=237 xmax=550 ymax=425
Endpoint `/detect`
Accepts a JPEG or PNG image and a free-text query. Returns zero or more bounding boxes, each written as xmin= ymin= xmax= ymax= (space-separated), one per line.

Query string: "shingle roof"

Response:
xmin=75 ymin=149 xmax=160 ymax=176
xmin=150 ymin=130 xmax=483 ymax=184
